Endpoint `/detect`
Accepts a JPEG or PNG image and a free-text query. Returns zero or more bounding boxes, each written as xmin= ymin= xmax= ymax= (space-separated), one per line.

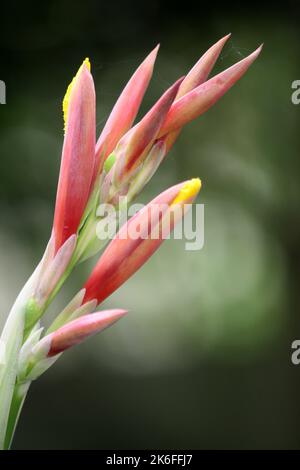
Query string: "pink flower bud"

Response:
xmin=53 ymin=59 xmax=96 ymax=253
xmin=158 ymin=45 xmax=263 ymax=137
xmin=47 ymin=309 xmax=127 ymax=356
xmin=94 ymin=45 xmax=159 ymax=177
xmin=161 ymin=33 xmax=231 ymax=152
xmin=111 ymin=77 xmax=183 ymax=187
xmin=83 ymin=179 xmax=201 ymax=304
xmin=177 ymin=33 xmax=231 ymax=100
xmin=34 ymin=234 xmax=77 ymax=307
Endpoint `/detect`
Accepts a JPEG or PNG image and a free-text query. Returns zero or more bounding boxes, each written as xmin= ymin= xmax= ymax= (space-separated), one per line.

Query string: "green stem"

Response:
xmin=4 ymin=382 xmax=30 ymax=450
xmin=0 ymin=264 xmax=41 ymax=450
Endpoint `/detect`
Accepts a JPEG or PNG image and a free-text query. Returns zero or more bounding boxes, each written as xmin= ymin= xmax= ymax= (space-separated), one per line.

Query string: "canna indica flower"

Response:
xmin=24 ymin=36 xmax=262 ymax=337
xmin=83 ymin=178 xmax=201 ymax=305
xmin=0 ymin=37 xmax=262 ymax=450
xmin=49 ymin=36 xmax=261 ymax=265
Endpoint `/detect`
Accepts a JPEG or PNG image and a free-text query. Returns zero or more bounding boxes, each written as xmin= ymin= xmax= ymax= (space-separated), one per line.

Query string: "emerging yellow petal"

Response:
xmin=172 ymin=178 xmax=201 ymax=206
xmin=62 ymin=58 xmax=91 ymax=131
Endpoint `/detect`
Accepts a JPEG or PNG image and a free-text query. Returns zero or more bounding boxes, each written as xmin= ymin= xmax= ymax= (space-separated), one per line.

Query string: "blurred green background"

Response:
xmin=0 ymin=0 xmax=300 ymax=449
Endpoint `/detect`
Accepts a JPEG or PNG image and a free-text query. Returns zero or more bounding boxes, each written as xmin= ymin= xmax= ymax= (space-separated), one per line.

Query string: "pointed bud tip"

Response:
xmin=144 ymin=44 xmax=160 ymax=66
xmin=170 ymin=76 xmax=185 ymax=95
xmin=161 ymin=77 xmax=185 ymax=104
xmin=62 ymin=233 xmax=77 ymax=250
xmin=228 ymin=44 xmax=263 ymax=67
xmin=172 ymin=178 xmax=201 ymax=206
xmin=247 ymin=44 xmax=263 ymax=61
xmin=257 ymin=43 xmax=264 ymax=53
xmin=62 ymin=58 xmax=92 ymax=131
xmin=155 ymin=138 xmax=167 ymax=150
xmin=111 ymin=308 xmax=128 ymax=319
xmin=86 ymin=308 xmax=128 ymax=322
xmin=208 ymin=33 xmax=231 ymax=52
xmin=153 ymin=43 xmax=160 ymax=54
xmin=219 ymin=33 xmax=231 ymax=45
xmin=82 ymin=57 xmax=91 ymax=72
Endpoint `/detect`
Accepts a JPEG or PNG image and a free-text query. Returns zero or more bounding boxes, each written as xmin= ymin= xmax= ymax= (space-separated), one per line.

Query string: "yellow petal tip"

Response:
xmin=82 ymin=57 xmax=91 ymax=71
xmin=62 ymin=58 xmax=91 ymax=132
xmin=172 ymin=178 xmax=201 ymax=205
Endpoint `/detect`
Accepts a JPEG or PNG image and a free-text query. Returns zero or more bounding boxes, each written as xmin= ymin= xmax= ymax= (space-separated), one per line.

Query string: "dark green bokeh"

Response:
xmin=0 ymin=0 xmax=300 ymax=449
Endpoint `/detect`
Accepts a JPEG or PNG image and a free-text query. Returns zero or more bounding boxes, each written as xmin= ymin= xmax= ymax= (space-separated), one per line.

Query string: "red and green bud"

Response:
xmin=176 ymin=34 xmax=231 ymax=100
xmin=83 ymin=179 xmax=201 ymax=305
xmin=95 ymin=45 xmax=159 ymax=177
xmin=38 ymin=309 xmax=127 ymax=358
xmin=53 ymin=59 xmax=96 ymax=253
xmin=18 ymin=310 xmax=127 ymax=381
xmin=46 ymin=294 xmax=97 ymax=334
xmin=158 ymin=45 xmax=263 ymax=138
xmin=126 ymin=139 xmax=167 ymax=202
xmin=161 ymin=33 xmax=231 ymax=153
xmin=110 ymin=77 xmax=183 ymax=188
xmin=25 ymin=235 xmax=77 ymax=333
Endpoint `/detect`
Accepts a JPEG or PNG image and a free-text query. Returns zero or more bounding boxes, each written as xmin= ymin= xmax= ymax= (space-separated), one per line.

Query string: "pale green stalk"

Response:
xmin=0 ymin=264 xmax=41 ymax=449
xmin=4 ymin=381 xmax=30 ymax=450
